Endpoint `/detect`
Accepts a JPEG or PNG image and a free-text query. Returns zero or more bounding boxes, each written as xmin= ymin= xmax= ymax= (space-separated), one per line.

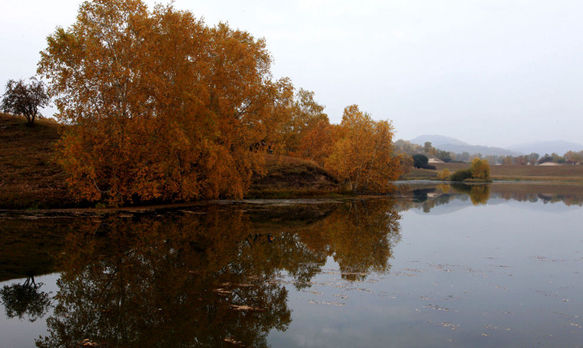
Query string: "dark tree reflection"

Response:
xmin=36 ymin=200 xmax=401 ymax=347
xmin=451 ymin=184 xmax=491 ymax=205
xmin=0 ymin=276 xmax=51 ymax=322
xmin=299 ymin=199 xmax=401 ymax=281
xmin=36 ymin=208 xmax=290 ymax=347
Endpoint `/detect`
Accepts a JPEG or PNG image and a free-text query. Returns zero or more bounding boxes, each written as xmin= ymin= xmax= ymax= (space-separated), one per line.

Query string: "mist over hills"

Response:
xmin=409 ymin=135 xmax=518 ymax=156
xmin=409 ymin=135 xmax=583 ymax=156
xmin=508 ymin=141 xmax=583 ymax=155
xmin=410 ymin=135 xmax=468 ymax=147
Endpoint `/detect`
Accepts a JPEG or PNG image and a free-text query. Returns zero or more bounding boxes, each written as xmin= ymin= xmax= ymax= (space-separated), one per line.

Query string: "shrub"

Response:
xmin=449 ymin=169 xmax=472 ymax=182
xmin=450 ymin=159 xmax=491 ymax=182
xmin=471 ymin=158 xmax=490 ymax=180
xmin=412 ymin=154 xmax=428 ymax=168
xmin=437 ymin=169 xmax=451 ymax=180
xmin=412 ymin=154 xmax=436 ymax=169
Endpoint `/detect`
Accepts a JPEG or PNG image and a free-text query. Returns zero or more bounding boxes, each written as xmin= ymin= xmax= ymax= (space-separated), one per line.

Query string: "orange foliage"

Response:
xmin=290 ymin=101 xmax=402 ymax=192
xmin=471 ymin=158 xmax=491 ymax=180
xmin=37 ymin=0 xmax=402 ymax=202
xmin=38 ymin=0 xmax=290 ymax=204
xmin=297 ymin=120 xmax=341 ymax=166
xmin=279 ymin=89 xmax=329 ymax=155
xmin=324 ymin=105 xmax=402 ymax=192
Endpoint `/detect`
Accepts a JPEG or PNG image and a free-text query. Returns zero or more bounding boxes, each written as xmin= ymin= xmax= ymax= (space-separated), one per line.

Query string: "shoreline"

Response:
xmin=3 ymin=180 xmax=583 ymax=214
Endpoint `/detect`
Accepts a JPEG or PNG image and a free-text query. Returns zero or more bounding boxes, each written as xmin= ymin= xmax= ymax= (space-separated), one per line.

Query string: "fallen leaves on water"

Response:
xmin=80 ymin=339 xmax=99 ymax=347
xmin=230 ymin=304 xmax=264 ymax=312
xmin=424 ymin=304 xmax=449 ymax=312
xmin=440 ymin=322 xmax=459 ymax=331
xmin=213 ymin=288 xmax=232 ymax=296
xmin=224 ymin=337 xmax=244 ymax=346
xmin=308 ymin=300 xmax=345 ymax=307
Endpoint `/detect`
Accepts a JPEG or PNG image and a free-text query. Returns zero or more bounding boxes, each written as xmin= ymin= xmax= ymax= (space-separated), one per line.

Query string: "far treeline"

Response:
xmin=395 ymin=139 xmax=583 ymax=166
xmin=2 ymin=0 xmax=403 ymax=205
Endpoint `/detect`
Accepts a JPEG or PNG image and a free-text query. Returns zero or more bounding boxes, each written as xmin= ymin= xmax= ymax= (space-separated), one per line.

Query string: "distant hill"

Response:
xmin=410 ymin=135 xmax=469 ymax=147
xmin=410 ymin=134 xmax=519 ymax=156
xmin=508 ymin=141 xmax=583 ymax=155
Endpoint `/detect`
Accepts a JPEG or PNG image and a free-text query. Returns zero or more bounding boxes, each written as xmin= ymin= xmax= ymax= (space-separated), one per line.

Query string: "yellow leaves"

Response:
xmin=469 ymin=185 xmax=490 ymax=205
xmin=38 ymin=0 xmax=403 ymax=204
xmin=323 ymin=105 xmax=401 ymax=193
xmin=39 ymin=0 xmax=284 ymax=205
xmin=471 ymin=158 xmax=491 ymax=181
xmin=298 ymin=120 xmax=339 ymax=165
xmin=279 ymin=88 xmax=329 ymax=155
xmin=437 ymin=169 xmax=451 ymax=180
xmin=282 ymin=102 xmax=402 ymax=193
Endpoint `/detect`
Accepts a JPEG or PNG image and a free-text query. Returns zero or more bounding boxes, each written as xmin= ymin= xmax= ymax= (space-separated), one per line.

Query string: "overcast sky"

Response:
xmin=1 ymin=0 xmax=582 ymax=147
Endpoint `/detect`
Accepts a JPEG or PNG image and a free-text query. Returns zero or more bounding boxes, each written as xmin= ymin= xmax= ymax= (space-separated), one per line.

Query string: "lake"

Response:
xmin=1 ymin=183 xmax=582 ymax=347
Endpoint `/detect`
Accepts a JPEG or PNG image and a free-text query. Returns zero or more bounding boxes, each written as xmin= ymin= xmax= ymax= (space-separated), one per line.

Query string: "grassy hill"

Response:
xmin=0 ymin=113 xmax=340 ymax=209
xmin=0 ymin=113 xmax=73 ymax=209
xmin=248 ymin=155 xmax=339 ymax=198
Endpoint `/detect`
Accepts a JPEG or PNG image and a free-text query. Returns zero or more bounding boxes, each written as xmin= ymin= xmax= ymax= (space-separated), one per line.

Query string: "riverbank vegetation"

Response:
xmin=395 ymin=138 xmax=583 ymax=167
xmin=0 ymin=113 xmax=341 ymax=208
xmin=1 ymin=0 xmax=402 ymax=208
xmin=436 ymin=158 xmax=491 ymax=182
xmin=402 ymin=161 xmax=583 ymax=183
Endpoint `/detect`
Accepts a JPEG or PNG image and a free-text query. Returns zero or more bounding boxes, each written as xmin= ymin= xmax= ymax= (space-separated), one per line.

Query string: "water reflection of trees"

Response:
xmin=0 ymin=219 xmax=70 ymax=282
xmin=494 ymin=188 xmax=583 ymax=206
xmin=0 ymin=276 xmax=51 ymax=322
xmin=396 ymin=183 xmax=583 ymax=213
xmin=451 ymin=184 xmax=490 ymax=205
xmin=301 ymin=200 xmax=401 ymax=281
xmin=395 ymin=188 xmax=467 ymax=212
xmin=37 ymin=200 xmax=401 ymax=347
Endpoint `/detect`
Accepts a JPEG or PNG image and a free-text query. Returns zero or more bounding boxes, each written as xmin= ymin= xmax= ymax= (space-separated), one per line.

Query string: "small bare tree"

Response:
xmin=1 ymin=78 xmax=49 ymax=126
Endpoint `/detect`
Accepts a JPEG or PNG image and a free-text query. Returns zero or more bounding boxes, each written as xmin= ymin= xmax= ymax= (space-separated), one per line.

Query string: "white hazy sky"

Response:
xmin=1 ymin=0 xmax=582 ymax=147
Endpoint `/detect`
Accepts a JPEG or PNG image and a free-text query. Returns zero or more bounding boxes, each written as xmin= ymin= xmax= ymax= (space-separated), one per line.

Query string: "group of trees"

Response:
xmin=394 ymin=137 xmax=583 ymax=167
xmin=38 ymin=0 xmax=285 ymax=204
xmin=564 ymin=151 xmax=583 ymax=164
xmin=26 ymin=0 xmax=402 ymax=204
xmin=312 ymin=105 xmax=401 ymax=192
xmin=268 ymin=90 xmax=402 ymax=192
xmin=394 ymin=140 xmax=454 ymax=163
xmin=497 ymin=151 xmax=583 ymax=166
xmin=536 ymin=151 xmax=583 ymax=165
xmin=499 ymin=153 xmax=540 ymax=166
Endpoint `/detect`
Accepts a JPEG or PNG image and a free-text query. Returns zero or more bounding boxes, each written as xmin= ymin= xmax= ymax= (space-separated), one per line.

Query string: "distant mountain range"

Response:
xmin=409 ymin=135 xmax=583 ymax=156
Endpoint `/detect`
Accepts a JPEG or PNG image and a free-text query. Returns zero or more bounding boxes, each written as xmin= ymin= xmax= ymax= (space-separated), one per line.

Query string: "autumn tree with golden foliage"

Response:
xmin=296 ymin=120 xmax=341 ymax=166
xmin=471 ymin=158 xmax=491 ymax=181
xmin=278 ymin=89 xmax=329 ymax=155
xmin=324 ymin=105 xmax=401 ymax=192
xmin=38 ymin=0 xmax=291 ymax=204
xmin=437 ymin=169 xmax=451 ymax=180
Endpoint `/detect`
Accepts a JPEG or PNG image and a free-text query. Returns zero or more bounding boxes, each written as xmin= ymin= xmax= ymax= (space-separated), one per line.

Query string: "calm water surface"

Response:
xmin=1 ymin=183 xmax=582 ymax=347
